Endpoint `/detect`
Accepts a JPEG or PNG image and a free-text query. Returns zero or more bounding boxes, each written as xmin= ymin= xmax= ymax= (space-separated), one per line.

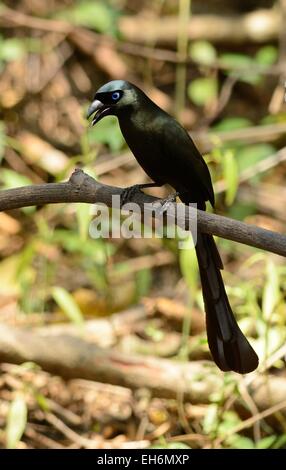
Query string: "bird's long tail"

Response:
xmin=195 ymin=232 xmax=258 ymax=373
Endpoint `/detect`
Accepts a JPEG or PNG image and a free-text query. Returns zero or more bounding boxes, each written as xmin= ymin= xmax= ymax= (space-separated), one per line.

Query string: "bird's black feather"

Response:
xmin=88 ymin=80 xmax=259 ymax=374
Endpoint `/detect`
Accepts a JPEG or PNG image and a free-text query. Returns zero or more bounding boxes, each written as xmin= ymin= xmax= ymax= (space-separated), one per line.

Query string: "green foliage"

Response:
xmin=219 ymin=45 xmax=277 ymax=85
xmin=261 ymin=112 xmax=286 ymax=125
xmin=188 ymin=77 xmax=218 ymax=107
xmin=220 ymin=53 xmax=253 ymax=69
xmin=221 ymin=149 xmax=239 ymax=205
xmin=6 ymin=395 xmax=28 ymax=449
xmin=212 ymin=117 xmax=253 ymax=132
xmin=49 ymin=229 xmax=111 ymax=293
xmin=35 ymin=393 xmax=49 ymax=412
xmin=211 ymin=146 xmax=239 ymax=205
xmin=235 ymin=143 xmax=275 ymax=173
xmin=211 ymin=141 xmax=275 ymax=196
xmin=189 ymin=40 xmax=217 ymax=66
xmin=221 ymin=53 xmax=260 ymax=85
xmin=203 ymin=406 xmax=257 ymax=448
xmin=179 ymin=235 xmax=198 ymax=294
xmin=203 ymin=403 xmax=218 ymax=434
xmin=76 ymin=203 xmax=92 ymax=241
xmin=135 ymin=268 xmax=152 ymax=300
xmin=256 ymin=435 xmax=277 ymax=449
xmin=52 ymin=229 xmax=113 ymax=261
xmin=51 ymin=286 xmax=84 ymax=325
xmin=0 ymin=168 xmax=35 ymax=212
xmin=262 ymin=258 xmax=280 ymax=321
xmin=88 ymin=116 xmax=125 ymax=152
xmin=56 ymin=1 xmax=118 ymax=34
xmin=272 ymin=434 xmax=286 ymax=449
xmin=226 ymin=435 xmax=255 ymax=449
xmin=145 ymin=322 xmax=165 ymax=342
xmin=0 ymin=36 xmax=27 ymax=62
xmin=255 ymin=45 xmax=278 ymax=66
xmin=227 ymin=201 xmax=257 ymax=221
xmin=0 ymin=168 xmax=32 ymax=189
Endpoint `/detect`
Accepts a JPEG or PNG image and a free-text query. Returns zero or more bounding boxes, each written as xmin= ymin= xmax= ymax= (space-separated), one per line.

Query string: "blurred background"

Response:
xmin=0 ymin=0 xmax=286 ymax=449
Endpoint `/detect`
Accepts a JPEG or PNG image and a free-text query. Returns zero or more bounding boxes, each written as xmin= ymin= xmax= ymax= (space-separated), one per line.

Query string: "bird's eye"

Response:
xmin=111 ymin=91 xmax=120 ymax=101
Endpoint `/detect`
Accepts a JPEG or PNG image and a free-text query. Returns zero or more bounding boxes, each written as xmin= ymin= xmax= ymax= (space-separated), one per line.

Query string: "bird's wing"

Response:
xmin=158 ymin=116 xmax=215 ymax=206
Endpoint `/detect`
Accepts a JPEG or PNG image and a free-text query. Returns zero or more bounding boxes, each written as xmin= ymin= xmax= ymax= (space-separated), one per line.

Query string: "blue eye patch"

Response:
xmin=94 ymin=90 xmax=123 ymax=105
xmin=112 ymin=91 xmax=121 ymax=101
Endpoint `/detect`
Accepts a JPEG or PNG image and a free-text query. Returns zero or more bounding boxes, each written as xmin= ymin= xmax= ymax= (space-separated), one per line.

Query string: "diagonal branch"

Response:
xmin=0 ymin=168 xmax=285 ymax=257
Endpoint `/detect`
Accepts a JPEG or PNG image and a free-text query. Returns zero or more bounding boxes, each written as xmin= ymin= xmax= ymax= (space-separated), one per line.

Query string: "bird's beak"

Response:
xmin=86 ymin=99 xmax=112 ymax=125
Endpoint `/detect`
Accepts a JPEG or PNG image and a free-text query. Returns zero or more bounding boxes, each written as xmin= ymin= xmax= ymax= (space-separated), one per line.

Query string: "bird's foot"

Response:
xmin=120 ymin=184 xmax=146 ymax=207
xmin=157 ymin=192 xmax=180 ymax=215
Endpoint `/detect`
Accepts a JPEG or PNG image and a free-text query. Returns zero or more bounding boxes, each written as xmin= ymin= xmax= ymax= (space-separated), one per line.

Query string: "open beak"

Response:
xmin=86 ymin=99 xmax=112 ymax=125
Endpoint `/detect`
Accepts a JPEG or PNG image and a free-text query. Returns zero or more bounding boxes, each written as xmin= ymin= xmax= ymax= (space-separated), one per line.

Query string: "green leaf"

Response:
xmin=220 ymin=53 xmax=253 ymax=69
xmin=179 ymin=235 xmax=198 ymax=293
xmin=51 ymin=229 xmax=114 ymax=263
xmin=0 ymin=169 xmax=34 ymax=214
xmin=189 ymin=40 xmax=217 ymax=66
xmin=76 ymin=203 xmax=92 ymax=241
xmin=52 ymin=286 xmax=84 ymax=325
xmin=220 ymin=53 xmax=260 ymax=84
xmin=227 ymin=434 xmax=255 ymax=449
xmin=0 ymin=37 xmax=26 ymax=62
xmin=56 ymin=1 xmax=117 ymax=34
xmin=273 ymin=434 xmax=286 ymax=449
xmin=260 ymin=112 xmax=286 ymax=125
xmin=212 ymin=117 xmax=252 ymax=132
xmin=0 ymin=169 xmax=32 ymax=189
xmin=255 ymin=46 xmax=278 ymax=66
xmin=221 ymin=149 xmax=239 ymax=205
xmin=236 ymin=143 xmax=275 ymax=173
xmin=256 ymin=435 xmax=277 ymax=449
xmin=135 ymin=268 xmax=152 ymax=300
xmin=262 ymin=258 xmax=280 ymax=320
xmin=145 ymin=323 xmax=164 ymax=342
xmin=88 ymin=116 xmax=125 ymax=151
xmin=188 ymin=77 xmax=217 ymax=106
xmin=218 ymin=410 xmax=241 ymax=433
xmin=35 ymin=393 xmax=49 ymax=412
xmin=6 ymin=395 xmax=27 ymax=449
xmin=203 ymin=404 xmax=218 ymax=434
xmin=227 ymin=202 xmax=257 ymax=222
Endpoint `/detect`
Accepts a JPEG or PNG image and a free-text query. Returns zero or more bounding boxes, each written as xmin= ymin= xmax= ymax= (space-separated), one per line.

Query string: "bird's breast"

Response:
xmin=118 ymin=117 xmax=166 ymax=184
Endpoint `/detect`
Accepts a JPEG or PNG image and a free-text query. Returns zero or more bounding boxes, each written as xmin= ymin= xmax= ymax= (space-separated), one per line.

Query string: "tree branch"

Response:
xmin=119 ymin=9 xmax=281 ymax=45
xmin=1 ymin=322 xmax=286 ymax=416
xmin=0 ymin=169 xmax=285 ymax=257
xmin=0 ymin=6 xmax=281 ymax=46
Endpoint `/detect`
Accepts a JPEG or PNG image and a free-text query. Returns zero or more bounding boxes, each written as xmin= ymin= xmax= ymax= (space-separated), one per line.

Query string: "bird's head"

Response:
xmin=87 ymin=80 xmax=139 ymax=125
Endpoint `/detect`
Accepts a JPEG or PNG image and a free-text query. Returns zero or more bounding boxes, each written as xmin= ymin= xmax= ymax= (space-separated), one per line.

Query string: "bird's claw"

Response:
xmin=157 ymin=192 xmax=180 ymax=215
xmin=120 ymin=184 xmax=144 ymax=207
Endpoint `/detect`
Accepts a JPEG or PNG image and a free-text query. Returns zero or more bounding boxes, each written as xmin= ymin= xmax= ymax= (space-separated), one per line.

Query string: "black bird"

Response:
xmin=87 ymin=80 xmax=259 ymax=374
